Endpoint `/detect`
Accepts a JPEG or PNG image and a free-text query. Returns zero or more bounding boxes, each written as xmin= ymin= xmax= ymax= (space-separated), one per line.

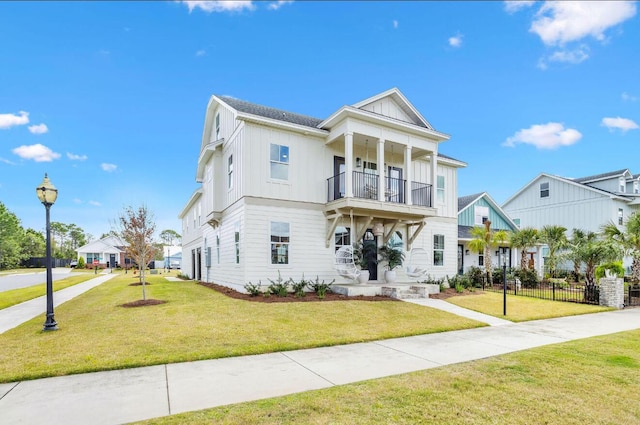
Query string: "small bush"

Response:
xmin=466 ymin=266 xmax=485 ymax=288
xmin=515 ymin=268 xmax=539 ymax=288
xmin=595 ymin=261 xmax=625 ymax=280
xmin=291 ymin=275 xmax=308 ymax=298
xmin=307 ymin=276 xmax=334 ymax=300
xmin=454 ymin=282 xmax=465 ymax=293
xmin=244 ymin=281 xmax=262 ymax=297
xmin=77 ymin=257 xmax=86 ymax=268
xmin=267 ymin=271 xmax=291 ymax=297
xmin=447 ymin=274 xmax=471 ymax=290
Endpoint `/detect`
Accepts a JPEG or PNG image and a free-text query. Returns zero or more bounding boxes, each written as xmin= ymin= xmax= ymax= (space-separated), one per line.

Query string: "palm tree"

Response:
xmin=510 ymin=227 xmax=538 ymax=270
xmin=538 ymin=225 xmax=568 ymax=278
xmin=568 ymin=232 xmax=621 ymax=285
xmin=603 ymin=211 xmax=640 ymax=283
xmin=564 ymin=228 xmax=588 ymax=281
xmin=468 ymin=220 xmax=509 ymax=284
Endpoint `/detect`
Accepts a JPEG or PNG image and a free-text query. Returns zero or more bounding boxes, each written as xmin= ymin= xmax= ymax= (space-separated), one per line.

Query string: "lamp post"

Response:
xmin=36 ymin=173 xmax=58 ymax=331
xmin=502 ymin=250 xmax=507 ymax=316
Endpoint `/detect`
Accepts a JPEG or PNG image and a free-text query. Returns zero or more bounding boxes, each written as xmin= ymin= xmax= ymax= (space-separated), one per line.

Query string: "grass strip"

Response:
xmin=137 ymin=329 xmax=640 ymax=425
xmin=0 ymin=274 xmax=97 ymax=310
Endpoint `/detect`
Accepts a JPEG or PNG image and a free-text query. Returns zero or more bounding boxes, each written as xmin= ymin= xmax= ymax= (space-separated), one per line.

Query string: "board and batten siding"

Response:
xmin=503 ymin=177 xmax=623 ymax=233
xmin=359 ymin=97 xmax=415 ymax=125
xmin=459 ymin=198 xmax=513 ymax=230
xmin=211 ymin=103 xmax=237 ymax=143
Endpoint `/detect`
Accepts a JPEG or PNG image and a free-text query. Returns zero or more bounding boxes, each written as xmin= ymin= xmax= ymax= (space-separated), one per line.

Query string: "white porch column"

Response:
xmin=430 ymin=152 xmax=438 ymax=207
xmin=377 ymin=138 xmax=385 ymax=202
xmin=345 ymin=132 xmax=354 ymax=198
xmin=404 ymin=145 xmax=412 ymax=206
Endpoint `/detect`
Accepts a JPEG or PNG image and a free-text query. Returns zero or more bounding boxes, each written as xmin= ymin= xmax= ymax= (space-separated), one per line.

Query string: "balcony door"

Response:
xmin=334 ymin=156 xmax=345 ymax=199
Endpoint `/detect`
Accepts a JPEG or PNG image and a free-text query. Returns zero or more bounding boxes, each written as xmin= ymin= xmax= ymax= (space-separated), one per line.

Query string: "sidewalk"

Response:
xmin=0 ymin=273 xmax=116 ymax=334
xmin=1 ymin=307 xmax=639 ymax=425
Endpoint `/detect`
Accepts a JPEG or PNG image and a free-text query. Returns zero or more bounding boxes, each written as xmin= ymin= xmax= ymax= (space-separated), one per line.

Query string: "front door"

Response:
xmin=109 ymin=254 xmax=116 ymax=269
xmin=363 ymin=229 xmax=377 ymax=281
xmin=457 ymin=245 xmax=464 ymax=275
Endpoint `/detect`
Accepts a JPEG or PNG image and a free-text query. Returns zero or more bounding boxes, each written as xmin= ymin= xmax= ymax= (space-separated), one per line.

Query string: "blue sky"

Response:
xmin=1 ymin=1 xmax=638 ymax=240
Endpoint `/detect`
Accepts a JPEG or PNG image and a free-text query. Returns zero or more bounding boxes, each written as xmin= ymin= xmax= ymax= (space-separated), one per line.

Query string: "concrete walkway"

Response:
xmin=0 ymin=273 xmax=116 ymax=334
xmin=1 ymin=308 xmax=639 ymax=425
xmin=405 ymin=298 xmax=513 ymax=326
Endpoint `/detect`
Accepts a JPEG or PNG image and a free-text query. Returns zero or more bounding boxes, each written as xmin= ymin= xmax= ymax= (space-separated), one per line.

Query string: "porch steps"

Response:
xmin=381 ymin=285 xmax=428 ymax=300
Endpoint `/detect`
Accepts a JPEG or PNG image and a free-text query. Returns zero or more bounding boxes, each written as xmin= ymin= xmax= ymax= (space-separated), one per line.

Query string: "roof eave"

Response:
xmin=236 ymin=111 xmax=328 ymax=136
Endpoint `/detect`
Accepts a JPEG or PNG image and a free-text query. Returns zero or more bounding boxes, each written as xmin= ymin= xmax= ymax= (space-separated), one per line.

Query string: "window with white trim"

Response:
xmin=619 ymin=177 xmax=625 ymax=193
xmin=270 ymin=144 xmax=289 ymax=180
xmin=634 ymin=181 xmax=639 ymax=194
xmin=437 ymin=175 xmax=445 ymax=203
xmin=474 ymin=206 xmax=489 ymax=225
xmin=215 ymin=113 xmax=221 ymax=140
xmin=478 ymin=254 xmax=484 ymax=266
xmin=619 ymin=208 xmax=624 ymax=225
xmin=234 ymin=222 xmax=240 ymax=264
xmin=270 ymin=221 xmax=290 ymax=264
xmin=227 ymin=155 xmax=233 ymax=189
xmin=334 ymin=226 xmax=351 ymax=252
xmin=433 ymin=234 xmax=444 ymax=266
xmin=540 ymin=182 xmax=549 ymax=198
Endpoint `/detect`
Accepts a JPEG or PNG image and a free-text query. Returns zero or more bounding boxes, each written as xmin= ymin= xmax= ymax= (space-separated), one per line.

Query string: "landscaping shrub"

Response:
xmin=267 ymin=271 xmax=291 ymax=297
xmin=307 ymin=276 xmax=334 ymax=300
xmin=466 ymin=266 xmax=485 ymax=288
xmin=595 ymin=261 xmax=625 ymax=280
xmin=446 ymin=274 xmax=471 ymax=290
xmin=515 ymin=267 xmax=538 ymax=288
xmin=291 ymin=275 xmax=308 ymax=298
xmin=420 ymin=275 xmax=446 ymax=288
xmin=244 ymin=281 xmax=262 ymax=297
xmin=77 ymin=257 xmax=85 ymax=269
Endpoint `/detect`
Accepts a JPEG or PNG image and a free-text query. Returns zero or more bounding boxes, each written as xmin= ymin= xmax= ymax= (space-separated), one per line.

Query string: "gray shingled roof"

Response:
xmin=218 ymin=96 xmax=324 ymax=129
xmin=458 ymin=193 xmax=483 ymax=212
xmin=573 ymin=169 xmax=629 ymax=183
xmin=458 ymin=225 xmax=475 ymax=240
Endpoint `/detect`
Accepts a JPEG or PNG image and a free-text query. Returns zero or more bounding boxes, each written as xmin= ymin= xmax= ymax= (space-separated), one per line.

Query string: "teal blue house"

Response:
xmin=457 ymin=192 xmax=519 ymax=274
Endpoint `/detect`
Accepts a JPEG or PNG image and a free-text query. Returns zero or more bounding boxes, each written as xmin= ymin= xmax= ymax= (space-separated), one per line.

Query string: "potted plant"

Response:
xmin=379 ymin=244 xmax=405 ymax=283
xmin=353 ymin=241 xmax=377 ymax=284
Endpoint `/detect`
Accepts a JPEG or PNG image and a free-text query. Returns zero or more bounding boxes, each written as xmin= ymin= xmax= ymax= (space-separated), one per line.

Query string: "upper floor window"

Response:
xmin=215 ymin=113 xmax=221 ymax=140
xmin=433 ymin=234 xmax=444 ymax=266
xmin=540 ymin=182 xmax=549 ymax=198
xmin=270 ymin=221 xmax=290 ymax=264
xmin=634 ymin=181 xmax=639 ymax=194
xmin=270 ymin=144 xmax=289 ymax=180
xmin=619 ymin=177 xmax=626 ymax=193
xmin=228 ymin=155 xmax=233 ymax=189
xmin=619 ymin=208 xmax=624 ymax=225
xmin=437 ymin=175 xmax=445 ymax=203
xmin=474 ymin=206 xmax=489 ymax=225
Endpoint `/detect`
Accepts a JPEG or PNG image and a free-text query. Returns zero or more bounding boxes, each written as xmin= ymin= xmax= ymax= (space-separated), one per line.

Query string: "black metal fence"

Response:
xmin=411 ymin=182 xmax=432 ymax=207
xmin=627 ymin=284 xmax=640 ymax=307
xmin=20 ymin=257 xmax=72 ymax=268
xmin=327 ymin=171 xmax=430 ymax=206
xmin=484 ymin=280 xmax=600 ymax=305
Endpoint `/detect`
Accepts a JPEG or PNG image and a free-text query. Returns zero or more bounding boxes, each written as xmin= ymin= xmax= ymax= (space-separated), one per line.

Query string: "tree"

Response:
xmin=21 ymin=228 xmax=46 ymax=259
xmin=538 ymin=225 xmax=568 ymax=278
xmin=603 ymin=211 xmax=640 ymax=283
xmin=50 ymin=221 xmax=69 ymax=259
xmin=159 ymin=229 xmax=181 ymax=246
xmin=564 ymin=228 xmax=588 ymax=282
xmin=114 ymin=205 xmax=157 ymax=300
xmin=468 ymin=220 xmax=509 ymax=284
xmin=510 ymin=227 xmax=538 ymax=270
xmin=567 ymin=231 xmax=621 ymax=285
xmin=0 ymin=202 xmax=27 ymax=269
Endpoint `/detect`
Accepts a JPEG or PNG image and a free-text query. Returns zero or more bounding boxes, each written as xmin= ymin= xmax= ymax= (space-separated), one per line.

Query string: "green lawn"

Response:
xmin=0 ymin=268 xmax=45 ymax=275
xmin=0 ymin=274 xmax=97 ymax=310
xmin=446 ymin=291 xmax=613 ymax=321
xmin=0 ymin=275 xmax=483 ymax=383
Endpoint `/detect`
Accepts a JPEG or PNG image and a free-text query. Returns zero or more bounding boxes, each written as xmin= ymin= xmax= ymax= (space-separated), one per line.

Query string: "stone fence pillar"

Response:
xmin=599 ymin=277 xmax=624 ymax=309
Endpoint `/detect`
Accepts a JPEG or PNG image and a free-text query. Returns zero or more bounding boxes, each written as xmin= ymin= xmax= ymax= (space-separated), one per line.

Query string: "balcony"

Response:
xmin=327 ymin=171 xmax=432 ymax=207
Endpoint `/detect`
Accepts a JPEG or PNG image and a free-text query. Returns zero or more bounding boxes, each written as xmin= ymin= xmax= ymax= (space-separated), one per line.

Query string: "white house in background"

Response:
xmin=75 ymin=235 xmax=127 ymax=268
xmin=179 ymin=88 xmax=466 ymax=292
xmin=502 ymin=169 xmax=640 ymax=273
xmin=457 ymin=192 xmax=519 ymax=275
xmin=163 ymin=245 xmax=182 ymax=269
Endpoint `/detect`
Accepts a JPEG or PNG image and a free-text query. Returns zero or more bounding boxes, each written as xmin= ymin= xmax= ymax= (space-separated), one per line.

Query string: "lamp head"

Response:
xmin=36 ymin=173 xmax=58 ymax=206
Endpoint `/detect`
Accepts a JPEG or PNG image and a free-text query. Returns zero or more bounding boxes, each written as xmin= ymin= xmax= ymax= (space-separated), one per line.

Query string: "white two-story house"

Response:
xmin=179 ymin=88 xmax=466 ymax=292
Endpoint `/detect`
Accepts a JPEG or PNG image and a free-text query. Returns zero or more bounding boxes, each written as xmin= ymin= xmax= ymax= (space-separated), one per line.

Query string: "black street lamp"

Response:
xmin=36 ymin=173 xmax=58 ymax=331
xmin=502 ymin=251 xmax=507 ymax=316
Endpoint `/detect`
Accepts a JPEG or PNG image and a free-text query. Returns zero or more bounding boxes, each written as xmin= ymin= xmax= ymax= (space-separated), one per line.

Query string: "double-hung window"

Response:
xmin=215 ymin=113 xmax=221 ymax=140
xmin=270 ymin=144 xmax=289 ymax=180
xmin=474 ymin=206 xmax=489 ymax=225
xmin=433 ymin=234 xmax=444 ymax=266
xmin=540 ymin=182 xmax=549 ymax=198
xmin=270 ymin=221 xmax=290 ymax=264
xmin=228 ymin=155 xmax=233 ymax=189
xmin=619 ymin=177 xmax=626 ymax=193
xmin=619 ymin=208 xmax=624 ymax=225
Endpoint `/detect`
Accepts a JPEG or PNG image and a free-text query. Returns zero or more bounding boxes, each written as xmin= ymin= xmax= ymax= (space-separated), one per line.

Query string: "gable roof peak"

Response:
xmin=351 ymin=88 xmax=433 ymax=130
xmin=572 ymin=168 xmax=631 ymax=183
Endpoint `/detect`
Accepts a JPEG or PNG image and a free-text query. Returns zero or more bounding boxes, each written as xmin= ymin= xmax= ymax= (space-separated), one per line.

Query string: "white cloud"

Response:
xmin=73 ymin=198 xmax=83 ymax=204
xmin=503 ymin=122 xmax=582 ymax=150
xmin=101 ymin=163 xmax=117 ymax=172
xmin=504 ymin=0 xmax=535 ymax=14
xmin=601 ymin=117 xmax=639 ymax=132
xmin=180 ymin=1 xmax=255 ymax=13
xmin=89 ymin=200 xmax=102 ymax=207
xmin=12 ymin=144 xmax=61 ymax=162
xmin=530 ymin=1 xmax=636 ymax=46
xmin=67 ymin=152 xmax=88 ymax=161
xmin=195 ymin=49 xmax=206 ymax=57
xmin=28 ymin=123 xmax=49 ymax=134
xmin=0 ymin=157 xmax=16 ymax=165
xmin=268 ymin=1 xmax=293 ymax=10
xmin=448 ymin=33 xmax=463 ymax=48
xmin=622 ymin=92 xmax=638 ymax=102
xmin=393 ymin=20 xmax=398 ymax=29
xmin=538 ymin=45 xmax=590 ymax=68
xmin=0 ymin=111 xmax=29 ymax=129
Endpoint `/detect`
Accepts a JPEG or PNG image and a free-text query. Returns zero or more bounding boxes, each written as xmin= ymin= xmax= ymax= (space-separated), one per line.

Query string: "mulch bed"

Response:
xmin=429 ymin=288 xmax=484 ymax=300
xmin=198 ymin=282 xmax=398 ymax=303
xmin=120 ymin=299 xmax=167 ymax=308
